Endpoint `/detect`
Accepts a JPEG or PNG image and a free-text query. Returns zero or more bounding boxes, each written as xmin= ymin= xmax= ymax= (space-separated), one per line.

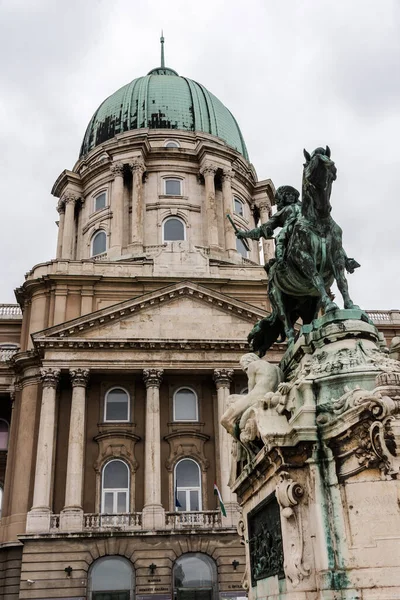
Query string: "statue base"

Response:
xmin=231 ymin=311 xmax=400 ymax=599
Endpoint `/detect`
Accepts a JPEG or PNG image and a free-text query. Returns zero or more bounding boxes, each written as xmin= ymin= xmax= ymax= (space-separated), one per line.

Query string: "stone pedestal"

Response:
xmin=229 ymin=310 xmax=400 ymax=600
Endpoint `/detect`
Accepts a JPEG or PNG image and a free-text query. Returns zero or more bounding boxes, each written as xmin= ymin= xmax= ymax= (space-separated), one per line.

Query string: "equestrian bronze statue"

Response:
xmin=236 ymin=146 xmax=360 ymax=356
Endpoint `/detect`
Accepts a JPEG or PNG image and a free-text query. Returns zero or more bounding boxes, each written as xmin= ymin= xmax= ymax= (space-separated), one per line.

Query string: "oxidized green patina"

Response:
xmin=237 ymin=147 xmax=361 ymax=355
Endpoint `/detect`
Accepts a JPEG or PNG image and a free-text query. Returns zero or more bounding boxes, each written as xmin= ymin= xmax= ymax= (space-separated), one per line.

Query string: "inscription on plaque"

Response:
xmin=248 ymin=493 xmax=284 ymax=585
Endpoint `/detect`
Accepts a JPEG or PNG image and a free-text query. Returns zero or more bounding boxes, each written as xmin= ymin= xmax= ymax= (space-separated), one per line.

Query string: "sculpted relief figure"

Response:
xmin=221 ymin=353 xmax=283 ymax=436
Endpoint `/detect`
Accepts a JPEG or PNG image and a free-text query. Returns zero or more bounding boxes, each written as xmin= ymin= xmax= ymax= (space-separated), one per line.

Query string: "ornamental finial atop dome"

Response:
xmin=160 ymin=30 xmax=165 ymax=68
xmin=147 ymin=32 xmax=178 ymax=76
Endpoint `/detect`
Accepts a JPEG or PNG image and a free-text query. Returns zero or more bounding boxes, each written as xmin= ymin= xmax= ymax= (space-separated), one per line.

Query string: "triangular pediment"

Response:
xmin=33 ymin=281 xmax=267 ymax=348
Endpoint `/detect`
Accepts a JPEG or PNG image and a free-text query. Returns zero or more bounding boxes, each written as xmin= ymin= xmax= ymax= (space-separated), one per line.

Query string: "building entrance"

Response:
xmin=89 ymin=556 xmax=134 ymax=600
xmin=173 ymin=553 xmax=217 ymax=600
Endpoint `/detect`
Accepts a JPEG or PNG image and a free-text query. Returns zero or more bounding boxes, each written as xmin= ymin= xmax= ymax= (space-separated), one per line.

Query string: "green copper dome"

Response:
xmin=79 ymin=65 xmax=249 ymax=159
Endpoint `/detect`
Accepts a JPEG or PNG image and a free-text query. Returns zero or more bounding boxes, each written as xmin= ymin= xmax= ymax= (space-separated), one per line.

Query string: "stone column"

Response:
xmin=60 ymin=368 xmax=89 ymax=531
xmin=221 ymin=168 xmax=237 ymax=254
xmin=129 ymin=159 xmax=146 ymax=252
xmin=258 ymin=200 xmax=275 ymax=262
xmin=109 ymin=162 xmax=124 ymax=257
xmin=56 ymin=199 xmax=65 ymax=259
xmin=142 ymin=368 xmax=164 ymax=529
xmin=213 ymin=368 xmax=240 ymax=527
xmin=26 ymin=368 xmax=60 ymax=532
xmin=62 ymin=193 xmax=77 ymax=260
xmin=200 ymin=163 xmax=219 ymax=249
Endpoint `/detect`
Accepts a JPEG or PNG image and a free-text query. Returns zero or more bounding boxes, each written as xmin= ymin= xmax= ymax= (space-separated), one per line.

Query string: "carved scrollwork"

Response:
xmin=70 ymin=368 xmax=90 ymax=388
xmin=275 ymin=471 xmax=310 ymax=587
xmin=199 ymin=162 xmax=217 ymax=177
xmin=110 ymin=162 xmax=124 ymax=177
xmin=213 ymin=368 xmax=234 ymax=389
xmin=40 ymin=368 xmax=61 ymax=389
xmin=143 ymin=368 xmax=163 ymax=388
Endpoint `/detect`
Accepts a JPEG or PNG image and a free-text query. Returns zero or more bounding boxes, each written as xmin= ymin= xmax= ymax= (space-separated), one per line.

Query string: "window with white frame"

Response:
xmin=0 ymin=420 xmax=9 ymax=451
xmin=94 ymin=191 xmax=107 ymax=212
xmin=91 ymin=230 xmax=107 ymax=256
xmin=163 ymin=217 xmax=186 ymax=242
xmin=164 ymin=139 xmax=180 ymax=148
xmin=173 ymin=388 xmax=198 ymax=421
xmin=165 ymin=178 xmax=182 ymax=196
xmin=104 ymin=388 xmax=130 ymax=422
xmin=233 ymin=196 xmax=244 ymax=217
xmin=101 ymin=460 xmax=129 ymax=514
xmin=175 ymin=459 xmax=201 ymax=512
xmin=236 ymin=237 xmax=249 ymax=258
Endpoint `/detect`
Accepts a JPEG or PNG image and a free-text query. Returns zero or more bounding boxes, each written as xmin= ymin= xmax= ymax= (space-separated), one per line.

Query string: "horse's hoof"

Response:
xmin=345 ymin=303 xmax=360 ymax=310
xmin=325 ymin=302 xmax=338 ymax=313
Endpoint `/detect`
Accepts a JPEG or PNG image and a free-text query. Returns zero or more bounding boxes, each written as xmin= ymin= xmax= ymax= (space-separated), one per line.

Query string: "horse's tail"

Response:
xmin=248 ymin=313 xmax=285 ymax=357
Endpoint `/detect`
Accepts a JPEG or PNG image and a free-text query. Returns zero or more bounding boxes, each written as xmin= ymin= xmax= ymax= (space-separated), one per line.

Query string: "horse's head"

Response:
xmin=303 ymin=146 xmax=337 ymax=218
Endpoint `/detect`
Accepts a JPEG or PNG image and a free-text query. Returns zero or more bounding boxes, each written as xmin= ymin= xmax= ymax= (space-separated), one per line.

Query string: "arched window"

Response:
xmin=173 ymin=388 xmax=198 ymax=421
xmin=165 ymin=178 xmax=182 ymax=195
xmin=163 ymin=217 xmax=186 ymax=242
xmin=165 ymin=139 xmax=180 ymax=148
xmin=91 ymin=230 xmax=107 ymax=256
xmin=233 ymin=196 xmax=244 ymax=217
xmin=89 ymin=556 xmax=134 ymax=600
xmin=173 ymin=553 xmax=217 ymax=600
xmin=236 ymin=237 xmax=248 ymax=258
xmin=101 ymin=460 xmax=129 ymax=514
xmin=94 ymin=191 xmax=107 ymax=212
xmin=175 ymin=459 xmax=201 ymax=512
xmin=104 ymin=388 xmax=130 ymax=422
xmin=0 ymin=420 xmax=9 ymax=450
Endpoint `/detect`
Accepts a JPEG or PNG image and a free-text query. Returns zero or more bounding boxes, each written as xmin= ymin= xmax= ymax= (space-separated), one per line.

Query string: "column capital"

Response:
xmin=110 ymin=162 xmax=124 ymax=177
xmin=213 ymin=368 xmax=234 ymax=389
xmin=222 ymin=168 xmax=234 ymax=182
xmin=200 ymin=162 xmax=218 ymax=177
xmin=62 ymin=192 xmax=79 ymax=205
xmin=70 ymin=368 xmax=90 ymax=388
xmin=143 ymin=368 xmax=164 ymax=388
xmin=129 ymin=159 xmax=146 ymax=175
xmin=40 ymin=368 xmax=61 ymax=389
xmin=57 ymin=199 xmax=66 ymax=214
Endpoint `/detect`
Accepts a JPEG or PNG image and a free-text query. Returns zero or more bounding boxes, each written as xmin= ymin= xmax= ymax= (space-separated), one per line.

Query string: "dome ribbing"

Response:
xmin=79 ymin=68 xmax=248 ymax=159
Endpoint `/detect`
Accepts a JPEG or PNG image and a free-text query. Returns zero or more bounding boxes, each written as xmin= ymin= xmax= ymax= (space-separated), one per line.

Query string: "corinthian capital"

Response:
xmin=143 ymin=368 xmax=164 ymax=388
xmin=129 ymin=159 xmax=146 ymax=175
xmin=70 ymin=368 xmax=90 ymax=388
xmin=200 ymin=162 xmax=218 ymax=177
xmin=40 ymin=368 xmax=61 ymax=389
xmin=57 ymin=199 xmax=66 ymax=214
xmin=222 ymin=168 xmax=234 ymax=182
xmin=213 ymin=368 xmax=234 ymax=389
xmin=110 ymin=162 xmax=124 ymax=177
xmin=62 ymin=192 xmax=78 ymax=205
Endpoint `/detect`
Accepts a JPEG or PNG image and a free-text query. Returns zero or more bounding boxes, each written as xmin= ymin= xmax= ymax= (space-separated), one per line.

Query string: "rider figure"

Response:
xmin=236 ymin=185 xmax=301 ymax=271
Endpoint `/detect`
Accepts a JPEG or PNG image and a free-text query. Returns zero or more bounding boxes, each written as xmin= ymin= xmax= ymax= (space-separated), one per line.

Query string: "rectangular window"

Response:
xmin=94 ymin=192 xmax=107 ymax=211
xmin=165 ymin=179 xmax=181 ymax=195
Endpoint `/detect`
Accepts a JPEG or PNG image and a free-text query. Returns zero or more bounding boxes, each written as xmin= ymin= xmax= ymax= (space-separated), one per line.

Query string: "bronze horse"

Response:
xmin=249 ymin=147 xmax=360 ymax=356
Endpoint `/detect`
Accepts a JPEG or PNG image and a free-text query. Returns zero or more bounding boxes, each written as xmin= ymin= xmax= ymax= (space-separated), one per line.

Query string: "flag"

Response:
xmin=175 ymin=484 xmax=182 ymax=509
xmin=214 ymin=483 xmax=227 ymax=517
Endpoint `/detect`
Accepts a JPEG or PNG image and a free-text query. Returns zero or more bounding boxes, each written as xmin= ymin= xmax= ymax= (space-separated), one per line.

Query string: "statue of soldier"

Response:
xmin=236 ymin=185 xmax=301 ymax=272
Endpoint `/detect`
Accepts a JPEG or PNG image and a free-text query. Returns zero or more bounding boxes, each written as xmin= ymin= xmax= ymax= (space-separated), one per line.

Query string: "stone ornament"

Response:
xmin=213 ymin=368 xmax=234 ymax=388
xmin=199 ymin=163 xmax=218 ymax=177
xmin=62 ymin=192 xmax=78 ymax=205
xmin=143 ymin=368 xmax=163 ymax=388
xmin=275 ymin=472 xmax=310 ymax=587
xmin=110 ymin=162 xmax=124 ymax=177
xmin=56 ymin=199 xmax=65 ymax=214
xmin=221 ymin=168 xmax=234 ymax=182
xmin=40 ymin=368 xmax=61 ymax=389
xmin=129 ymin=159 xmax=146 ymax=174
xmin=69 ymin=368 xmax=90 ymax=388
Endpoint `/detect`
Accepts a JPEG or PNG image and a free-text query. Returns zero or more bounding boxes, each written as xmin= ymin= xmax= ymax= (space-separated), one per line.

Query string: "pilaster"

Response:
xmin=129 ymin=159 xmax=146 ymax=253
xmin=200 ymin=162 xmax=219 ymax=249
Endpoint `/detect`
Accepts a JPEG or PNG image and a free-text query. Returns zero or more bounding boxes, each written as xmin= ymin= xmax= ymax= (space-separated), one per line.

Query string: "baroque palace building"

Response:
xmin=0 ymin=41 xmax=400 ymax=600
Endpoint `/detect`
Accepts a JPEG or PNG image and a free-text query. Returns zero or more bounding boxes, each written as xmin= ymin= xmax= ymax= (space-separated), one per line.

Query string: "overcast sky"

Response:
xmin=0 ymin=0 xmax=399 ymax=308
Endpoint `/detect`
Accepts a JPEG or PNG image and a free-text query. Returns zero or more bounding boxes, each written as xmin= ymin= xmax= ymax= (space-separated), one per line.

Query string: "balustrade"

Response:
xmin=165 ymin=510 xmax=221 ymax=529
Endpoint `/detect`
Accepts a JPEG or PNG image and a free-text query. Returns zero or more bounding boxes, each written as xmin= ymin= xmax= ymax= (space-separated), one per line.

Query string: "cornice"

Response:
xmin=164 ymin=431 xmax=210 ymax=443
xmin=34 ymin=337 xmax=250 ymax=352
xmin=51 ymin=170 xmax=83 ymax=199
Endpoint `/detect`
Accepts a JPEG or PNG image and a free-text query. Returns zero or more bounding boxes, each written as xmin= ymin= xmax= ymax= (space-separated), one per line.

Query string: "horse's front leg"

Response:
xmin=298 ymin=250 xmax=338 ymax=312
xmin=269 ymin=282 xmax=295 ymax=342
xmin=334 ymin=266 xmax=360 ymax=310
